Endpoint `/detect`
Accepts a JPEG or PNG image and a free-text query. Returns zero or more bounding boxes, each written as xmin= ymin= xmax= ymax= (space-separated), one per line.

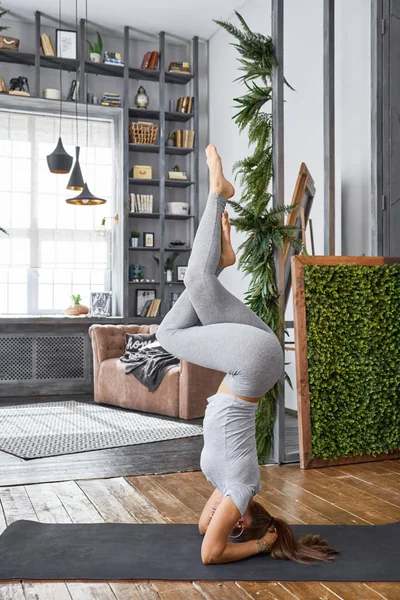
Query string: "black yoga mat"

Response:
xmin=0 ymin=520 xmax=398 ymax=582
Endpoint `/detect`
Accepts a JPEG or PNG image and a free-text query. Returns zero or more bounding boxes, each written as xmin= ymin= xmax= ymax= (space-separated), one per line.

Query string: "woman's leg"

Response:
xmin=184 ymin=146 xmax=273 ymax=335
xmin=156 ymin=145 xmax=283 ymax=398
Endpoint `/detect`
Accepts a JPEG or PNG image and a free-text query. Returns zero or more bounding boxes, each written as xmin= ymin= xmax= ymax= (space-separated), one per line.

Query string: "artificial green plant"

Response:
xmin=0 ymin=3 xmax=10 ymax=33
xmin=87 ymin=31 xmax=103 ymax=55
xmin=304 ymin=264 xmax=400 ymax=459
xmin=214 ymin=12 xmax=303 ymax=462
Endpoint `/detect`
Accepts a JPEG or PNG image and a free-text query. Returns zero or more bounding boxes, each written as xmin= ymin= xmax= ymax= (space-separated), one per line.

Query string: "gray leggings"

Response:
xmin=156 ymin=193 xmax=283 ymax=398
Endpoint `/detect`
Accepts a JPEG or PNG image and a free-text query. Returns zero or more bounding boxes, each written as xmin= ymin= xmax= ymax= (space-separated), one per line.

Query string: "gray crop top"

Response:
xmin=200 ymin=392 xmax=261 ymax=516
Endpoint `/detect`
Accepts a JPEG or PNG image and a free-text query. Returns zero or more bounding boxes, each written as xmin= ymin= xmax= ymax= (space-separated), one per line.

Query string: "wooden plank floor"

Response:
xmin=1 ymin=462 xmax=400 ymax=599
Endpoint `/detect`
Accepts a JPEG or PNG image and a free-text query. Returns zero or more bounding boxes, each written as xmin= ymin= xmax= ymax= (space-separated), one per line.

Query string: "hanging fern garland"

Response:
xmin=215 ymin=12 xmax=302 ymax=462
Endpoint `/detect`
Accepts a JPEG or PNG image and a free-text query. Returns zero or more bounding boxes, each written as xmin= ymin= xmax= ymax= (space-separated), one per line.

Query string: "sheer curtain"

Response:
xmin=0 ymin=110 xmax=114 ymax=315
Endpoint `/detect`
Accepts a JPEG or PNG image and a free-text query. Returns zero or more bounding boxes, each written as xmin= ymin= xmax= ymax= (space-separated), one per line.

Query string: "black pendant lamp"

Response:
xmin=66 ymin=0 xmax=106 ymax=205
xmin=67 ymin=0 xmax=84 ymax=191
xmin=66 ymin=182 xmax=106 ymax=205
xmin=47 ymin=137 xmax=73 ymax=174
xmin=67 ymin=146 xmax=84 ymax=190
xmin=47 ymin=0 xmax=73 ymax=174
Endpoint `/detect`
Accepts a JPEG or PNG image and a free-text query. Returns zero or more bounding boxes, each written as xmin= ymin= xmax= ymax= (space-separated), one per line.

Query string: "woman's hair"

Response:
xmin=229 ymin=500 xmax=339 ymax=564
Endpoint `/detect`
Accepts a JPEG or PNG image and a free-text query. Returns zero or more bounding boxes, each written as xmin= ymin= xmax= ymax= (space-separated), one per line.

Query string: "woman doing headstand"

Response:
xmin=156 ymin=145 xmax=338 ymax=565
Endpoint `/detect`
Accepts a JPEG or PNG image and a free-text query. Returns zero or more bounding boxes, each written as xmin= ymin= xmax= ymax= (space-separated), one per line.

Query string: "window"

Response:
xmin=0 ymin=110 xmax=114 ymax=315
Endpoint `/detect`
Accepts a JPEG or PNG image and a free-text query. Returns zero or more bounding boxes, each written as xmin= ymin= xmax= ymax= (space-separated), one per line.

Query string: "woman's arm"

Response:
xmin=198 ymin=488 xmax=223 ymax=534
xmin=201 ymin=497 xmax=277 ymax=564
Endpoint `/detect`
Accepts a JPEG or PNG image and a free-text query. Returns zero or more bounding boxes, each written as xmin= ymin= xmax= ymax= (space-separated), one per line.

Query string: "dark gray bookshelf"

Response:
xmin=0 ymin=14 xmax=200 ymax=322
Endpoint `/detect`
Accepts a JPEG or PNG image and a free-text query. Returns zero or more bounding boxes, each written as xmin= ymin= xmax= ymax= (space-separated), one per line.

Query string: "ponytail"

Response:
xmin=231 ymin=500 xmax=339 ymax=564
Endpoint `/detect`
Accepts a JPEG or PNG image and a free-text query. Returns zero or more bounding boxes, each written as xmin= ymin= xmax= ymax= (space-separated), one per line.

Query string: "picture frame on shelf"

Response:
xmin=90 ymin=291 xmax=112 ymax=317
xmin=56 ymin=29 xmax=77 ymax=59
xmin=144 ymin=232 xmax=154 ymax=247
xmin=136 ymin=289 xmax=156 ymax=316
xmin=177 ymin=266 xmax=187 ymax=281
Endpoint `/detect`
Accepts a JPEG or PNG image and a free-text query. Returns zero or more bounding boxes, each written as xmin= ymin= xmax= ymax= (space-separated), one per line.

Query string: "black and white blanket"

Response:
xmin=120 ymin=333 xmax=179 ymax=391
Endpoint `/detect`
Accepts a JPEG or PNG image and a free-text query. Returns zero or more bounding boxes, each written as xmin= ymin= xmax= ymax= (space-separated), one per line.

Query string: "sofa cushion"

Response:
xmin=97 ymin=358 xmax=180 ymax=417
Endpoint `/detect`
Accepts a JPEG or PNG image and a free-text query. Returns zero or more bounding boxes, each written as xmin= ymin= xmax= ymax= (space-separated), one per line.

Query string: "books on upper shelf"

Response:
xmin=40 ymin=33 xmax=55 ymax=56
xmin=141 ymin=51 xmax=159 ymax=70
xmin=168 ymin=61 xmax=191 ymax=74
xmin=101 ymin=92 xmax=121 ymax=107
xmin=175 ymin=96 xmax=194 ymax=114
xmin=130 ymin=193 xmax=154 ymax=213
xmin=141 ymin=298 xmax=161 ymax=317
xmin=104 ymin=51 xmax=124 ymax=66
xmin=173 ymin=130 xmax=195 ymax=149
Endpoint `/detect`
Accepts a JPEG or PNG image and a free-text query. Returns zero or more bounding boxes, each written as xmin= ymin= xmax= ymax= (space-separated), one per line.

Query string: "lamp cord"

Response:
xmin=85 ymin=0 xmax=88 ymax=174
xmin=59 ymin=0 xmax=62 ymax=137
xmin=75 ymin=0 xmax=78 ymax=147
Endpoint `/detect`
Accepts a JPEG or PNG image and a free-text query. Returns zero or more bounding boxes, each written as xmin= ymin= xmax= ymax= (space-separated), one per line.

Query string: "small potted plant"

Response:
xmin=64 ymin=294 xmax=89 ymax=316
xmin=166 ymin=131 xmax=175 ymax=147
xmin=87 ymin=31 xmax=103 ymax=63
xmin=164 ymin=252 xmax=179 ymax=282
xmin=131 ymin=230 xmax=140 ymax=247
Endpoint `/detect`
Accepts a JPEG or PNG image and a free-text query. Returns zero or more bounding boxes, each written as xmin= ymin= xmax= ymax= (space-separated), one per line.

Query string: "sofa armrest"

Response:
xmin=178 ymin=360 xmax=225 ymax=420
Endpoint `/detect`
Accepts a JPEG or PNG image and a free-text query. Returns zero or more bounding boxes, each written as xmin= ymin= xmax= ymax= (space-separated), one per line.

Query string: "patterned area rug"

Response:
xmin=0 ymin=401 xmax=203 ymax=460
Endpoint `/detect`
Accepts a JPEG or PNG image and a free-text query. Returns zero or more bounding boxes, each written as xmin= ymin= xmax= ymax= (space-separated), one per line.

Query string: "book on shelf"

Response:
xmin=140 ymin=299 xmax=153 ymax=317
xmin=173 ymin=129 xmax=195 ymax=149
xmin=130 ymin=193 xmax=153 ymax=213
xmin=168 ymin=61 xmax=191 ymax=73
xmin=67 ymin=80 xmax=80 ymax=101
xmin=141 ymin=50 xmax=159 ymax=70
xmin=101 ymin=92 xmax=121 ymax=107
xmin=103 ymin=58 xmax=124 ymax=66
xmin=40 ymin=33 xmax=55 ymax=56
xmin=147 ymin=298 xmax=161 ymax=317
xmin=104 ymin=51 xmax=122 ymax=60
xmin=175 ymin=96 xmax=194 ymax=114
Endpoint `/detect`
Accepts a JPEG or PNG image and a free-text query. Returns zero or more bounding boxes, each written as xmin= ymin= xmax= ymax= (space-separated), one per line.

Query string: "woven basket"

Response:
xmin=129 ymin=121 xmax=159 ymax=145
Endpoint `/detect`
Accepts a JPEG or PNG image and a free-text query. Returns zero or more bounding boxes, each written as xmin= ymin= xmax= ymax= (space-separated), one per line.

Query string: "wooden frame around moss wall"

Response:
xmin=292 ymin=254 xmax=400 ymax=469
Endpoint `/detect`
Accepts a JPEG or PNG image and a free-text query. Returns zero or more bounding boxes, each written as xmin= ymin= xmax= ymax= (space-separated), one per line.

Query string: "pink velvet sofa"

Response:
xmin=89 ymin=323 xmax=224 ymax=420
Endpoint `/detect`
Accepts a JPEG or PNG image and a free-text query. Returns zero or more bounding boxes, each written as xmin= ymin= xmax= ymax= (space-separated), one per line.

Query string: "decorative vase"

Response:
xmin=134 ymin=86 xmax=149 ymax=109
xmin=131 ymin=237 xmax=139 ymax=247
xmin=90 ymin=53 xmax=101 ymax=63
xmin=165 ymin=270 xmax=173 ymax=283
xmin=64 ymin=303 xmax=89 ymax=316
xmin=166 ymin=138 xmax=174 ymax=147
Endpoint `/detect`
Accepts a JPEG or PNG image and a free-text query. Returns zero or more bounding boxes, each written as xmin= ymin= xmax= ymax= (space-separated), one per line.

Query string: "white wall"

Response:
xmin=209 ymin=0 xmax=371 ymax=411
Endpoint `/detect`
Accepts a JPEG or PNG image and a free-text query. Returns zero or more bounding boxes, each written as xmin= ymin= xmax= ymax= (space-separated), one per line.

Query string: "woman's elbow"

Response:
xmin=201 ymin=552 xmax=215 ymax=565
xmin=201 ymin=549 xmax=222 ymax=564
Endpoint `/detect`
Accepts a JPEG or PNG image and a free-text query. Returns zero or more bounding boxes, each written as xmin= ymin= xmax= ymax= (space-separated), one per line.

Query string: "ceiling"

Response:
xmin=7 ymin=0 xmax=246 ymax=40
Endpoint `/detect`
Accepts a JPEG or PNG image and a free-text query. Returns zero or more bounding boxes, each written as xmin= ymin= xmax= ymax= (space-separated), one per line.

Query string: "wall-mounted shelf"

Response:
xmin=128 ymin=213 xmax=194 ymax=221
xmin=129 ymin=281 xmax=161 ymax=285
xmin=129 ymin=178 xmax=195 ymax=188
xmin=129 ymin=108 xmax=193 ymax=122
xmin=128 ymin=144 xmax=194 ymax=156
xmin=165 ymin=247 xmax=191 ymax=252
xmin=129 ymin=247 xmax=160 ymax=251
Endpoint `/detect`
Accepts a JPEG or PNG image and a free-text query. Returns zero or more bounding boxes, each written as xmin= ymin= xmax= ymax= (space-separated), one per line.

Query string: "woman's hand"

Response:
xmin=257 ymin=528 xmax=278 ymax=554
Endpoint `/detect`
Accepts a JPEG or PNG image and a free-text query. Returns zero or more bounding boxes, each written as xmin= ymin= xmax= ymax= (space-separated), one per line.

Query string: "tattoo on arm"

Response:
xmin=256 ymin=538 xmax=271 ymax=554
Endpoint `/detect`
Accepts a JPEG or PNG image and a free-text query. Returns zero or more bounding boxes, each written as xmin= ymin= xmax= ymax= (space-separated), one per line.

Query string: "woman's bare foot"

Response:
xmin=205 ymin=144 xmax=235 ymax=199
xmin=220 ymin=211 xmax=236 ymax=268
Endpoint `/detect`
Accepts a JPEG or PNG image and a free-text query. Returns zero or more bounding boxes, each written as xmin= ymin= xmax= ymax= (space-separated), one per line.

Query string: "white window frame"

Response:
xmin=0 ymin=97 xmax=124 ymax=317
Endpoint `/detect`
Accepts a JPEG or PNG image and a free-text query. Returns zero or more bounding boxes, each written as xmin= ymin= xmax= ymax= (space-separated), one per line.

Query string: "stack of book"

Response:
xmin=141 ymin=51 xmax=159 ymax=70
xmin=173 ymin=130 xmax=195 ymax=148
xmin=40 ymin=33 xmax=55 ymax=56
xmin=101 ymin=92 xmax=121 ymax=107
xmin=104 ymin=52 xmax=124 ymax=67
xmin=168 ymin=61 xmax=191 ymax=74
xmin=130 ymin=194 xmax=153 ymax=213
xmin=141 ymin=298 xmax=161 ymax=317
xmin=175 ymin=96 xmax=194 ymax=113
